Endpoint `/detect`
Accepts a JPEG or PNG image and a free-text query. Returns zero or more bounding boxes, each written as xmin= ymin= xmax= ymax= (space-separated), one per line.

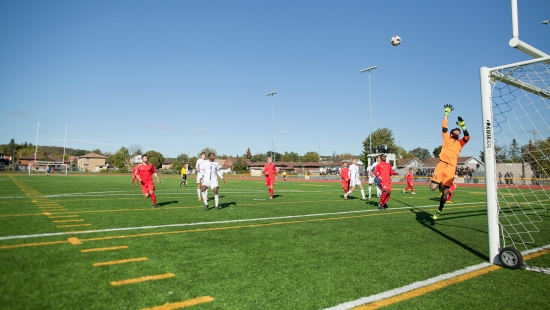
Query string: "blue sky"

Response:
xmin=1 ymin=0 xmax=549 ymax=159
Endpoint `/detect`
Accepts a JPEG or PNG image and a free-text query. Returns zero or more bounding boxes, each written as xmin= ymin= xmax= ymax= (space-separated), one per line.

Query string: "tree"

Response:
xmin=433 ymin=146 xmax=442 ymax=158
xmin=410 ymin=147 xmax=431 ymax=160
xmin=251 ymin=153 xmax=267 ymax=162
xmin=267 ymin=151 xmax=282 ymax=161
xmin=244 ymin=148 xmax=252 ymax=160
xmin=509 ymin=139 xmax=521 ymax=163
xmin=103 ymin=151 xmax=114 ymax=166
xmin=281 ymin=151 xmax=300 ymax=162
xmin=72 ymin=149 xmax=87 ymax=156
xmin=302 ymin=151 xmax=320 ymax=162
xmin=176 ymin=153 xmax=189 ymax=163
xmin=112 ymin=147 xmax=130 ymax=171
xmin=479 ymin=150 xmax=485 ymax=163
xmin=171 ymin=159 xmax=183 ymax=172
xmin=91 ymin=149 xmax=102 ymax=155
xmin=361 ymin=128 xmax=397 ymax=164
xmin=523 ymin=138 xmax=550 ymax=177
xmin=144 ymin=150 xmax=165 ymax=169
xmin=338 ymin=153 xmax=354 ymax=161
xmin=129 ymin=144 xmax=143 ymax=156
xmin=188 ymin=156 xmax=198 ymax=172
xmin=232 ymin=156 xmax=248 ymax=173
xmin=200 ymin=147 xmax=216 ymax=156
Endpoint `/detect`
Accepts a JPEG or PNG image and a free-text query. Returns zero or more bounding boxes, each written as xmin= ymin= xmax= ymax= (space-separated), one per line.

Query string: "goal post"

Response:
xmin=480 ymin=56 xmax=550 ymax=274
xmin=28 ymin=162 xmax=68 ymax=176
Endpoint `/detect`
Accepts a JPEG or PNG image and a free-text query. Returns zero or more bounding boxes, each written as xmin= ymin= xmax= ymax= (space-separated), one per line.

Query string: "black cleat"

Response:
xmin=383 ymin=204 xmax=388 ymax=210
xmin=152 ymin=204 xmax=158 ymax=209
xmin=204 ymin=205 xmax=209 ymax=210
xmin=377 ymin=204 xmax=384 ymax=210
xmin=215 ymin=206 xmax=219 ymax=210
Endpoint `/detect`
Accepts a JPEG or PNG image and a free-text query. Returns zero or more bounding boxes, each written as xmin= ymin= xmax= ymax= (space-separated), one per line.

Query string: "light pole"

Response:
xmin=266 ymin=91 xmax=277 ymax=161
xmin=359 ymin=66 xmax=377 ymax=159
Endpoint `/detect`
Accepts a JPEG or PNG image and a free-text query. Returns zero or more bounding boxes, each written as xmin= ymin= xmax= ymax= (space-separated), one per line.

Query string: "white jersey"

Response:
xmin=348 ymin=164 xmax=360 ymax=180
xmin=196 ymin=158 xmax=207 ymax=183
xmin=367 ymin=162 xmax=378 ymax=183
xmin=201 ymin=161 xmax=224 ymax=182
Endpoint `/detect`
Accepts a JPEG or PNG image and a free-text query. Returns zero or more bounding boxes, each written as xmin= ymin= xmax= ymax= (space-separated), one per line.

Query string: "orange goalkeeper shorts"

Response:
xmin=431 ymin=161 xmax=455 ymax=187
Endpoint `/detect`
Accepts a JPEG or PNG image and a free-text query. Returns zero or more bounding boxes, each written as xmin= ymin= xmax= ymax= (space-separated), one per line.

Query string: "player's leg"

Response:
xmin=183 ymin=175 xmax=187 ymax=187
xmin=411 ymin=183 xmax=415 ymax=194
xmin=358 ymin=182 xmax=366 ymax=200
xmin=213 ymin=185 xmax=220 ymax=210
xmin=201 ymin=184 xmax=209 ymax=209
xmin=197 ymin=176 xmax=202 ymax=201
xmin=434 ymin=168 xmax=454 ymax=219
xmin=446 ymin=190 xmax=453 ymax=203
xmin=383 ymin=188 xmax=392 ymax=208
xmin=149 ymin=188 xmax=157 ymax=208
xmin=344 ymin=182 xmax=355 ymax=199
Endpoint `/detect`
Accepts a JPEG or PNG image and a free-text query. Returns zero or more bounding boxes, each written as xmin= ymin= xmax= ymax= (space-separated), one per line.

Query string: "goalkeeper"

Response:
xmin=430 ymin=104 xmax=470 ymax=220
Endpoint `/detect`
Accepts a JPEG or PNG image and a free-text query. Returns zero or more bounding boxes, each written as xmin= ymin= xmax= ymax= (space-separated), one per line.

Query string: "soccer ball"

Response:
xmin=391 ymin=36 xmax=401 ymax=46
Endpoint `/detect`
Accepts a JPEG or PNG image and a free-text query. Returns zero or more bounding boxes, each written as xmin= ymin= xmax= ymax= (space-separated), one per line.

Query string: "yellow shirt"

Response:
xmin=181 ymin=167 xmax=187 ymax=175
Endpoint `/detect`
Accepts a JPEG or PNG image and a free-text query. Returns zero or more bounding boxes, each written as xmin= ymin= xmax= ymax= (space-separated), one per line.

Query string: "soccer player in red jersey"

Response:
xmin=263 ymin=157 xmax=278 ymax=199
xmin=340 ymin=162 xmax=350 ymax=195
xmin=403 ymin=167 xmax=416 ymax=194
xmin=430 ymin=104 xmax=469 ymax=220
xmin=374 ymin=154 xmax=398 ymax=210
xmin=131 ymin=164 xmax=139 ymax=185
xmin=136 ymin=154 xmax=162 ymax=208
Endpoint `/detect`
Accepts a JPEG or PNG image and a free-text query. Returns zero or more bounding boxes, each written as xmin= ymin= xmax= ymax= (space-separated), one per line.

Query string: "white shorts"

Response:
xmin=350 ymin=178 xmax=362 ymax=187
xmin=368 ymin=176 xmax=374 ymax=184
xmin=197 ymin=174 xmax=202 ymax=184
xmin=202 ymin=179 xmax=219 ymax=189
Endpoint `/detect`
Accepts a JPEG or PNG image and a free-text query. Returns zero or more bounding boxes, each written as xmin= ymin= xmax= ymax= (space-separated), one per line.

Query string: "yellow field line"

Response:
xmin=48 ymin=215 xmax=79 ymax=219
xmin=352 ymin=248 xmax=550 ymax=309
xmin=93 ymin=257 xmax=148 ymax=267
xmin=140 ymin=296 xmax=215 ymax=310
xmin=110 ymin=273 xmax=175 ymax=286
xmin=353 ymin=265 xmax=501 ymax=310
xmin=56 ymin=224 xmax=92 ymax=228
xmin=67 ymin=237 xmax=82 ymax=245
xmin=0 ymin=240 xmax=67 ymax=250
xmin=81 ymin=246 xmax=128 ymax=253
xmin=52 ymin=219 xmax=85 ymax=223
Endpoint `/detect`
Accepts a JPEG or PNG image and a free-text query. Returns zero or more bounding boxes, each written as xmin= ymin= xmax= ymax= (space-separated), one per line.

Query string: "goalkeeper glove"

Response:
xmin=456 ymin=116 xmax=466 ymax=130
xmin=444 ymin=104 xmax=454 ymax=116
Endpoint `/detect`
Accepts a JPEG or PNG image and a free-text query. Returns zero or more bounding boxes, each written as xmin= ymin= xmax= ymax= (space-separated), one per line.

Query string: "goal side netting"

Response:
xmin=28 ymin=162 xmax=68 ymax=176
xmin=480 ymin=56 xmax=550 ymax=274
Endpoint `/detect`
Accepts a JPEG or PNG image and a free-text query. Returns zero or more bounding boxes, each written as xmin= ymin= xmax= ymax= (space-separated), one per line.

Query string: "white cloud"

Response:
xmin=195 ymin=129 xmax=205 ymax=134
xmin=154 ymin=124 xmax=173 ymax=130
xmin=15 ymin=111 xmax=35 ymax=118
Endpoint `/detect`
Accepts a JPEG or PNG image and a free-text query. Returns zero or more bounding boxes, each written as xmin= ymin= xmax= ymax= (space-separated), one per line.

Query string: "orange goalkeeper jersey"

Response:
xmin=439 ymin=118 xmax=469 ymax=166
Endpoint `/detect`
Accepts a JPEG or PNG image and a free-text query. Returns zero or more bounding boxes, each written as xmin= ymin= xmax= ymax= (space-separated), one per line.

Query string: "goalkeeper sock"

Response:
xmin=439 ymin=196 xmax=446 ymax=212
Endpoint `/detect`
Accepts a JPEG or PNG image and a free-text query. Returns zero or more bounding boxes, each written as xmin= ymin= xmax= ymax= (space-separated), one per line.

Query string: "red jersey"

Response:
xmin=374 ymin=162 xmax=397 ymax=180
xmin=263 ymin=163 xmax=278 ymax=178
xmin=137 ymin=163 xmax=156 ymax=182
xmin=405 ymin=172 xmax=413 ymax=183
xmin=340 ymin=167 xmax=350 ymax=181
xmin=132 ymin=166 xmax=138 ymax=176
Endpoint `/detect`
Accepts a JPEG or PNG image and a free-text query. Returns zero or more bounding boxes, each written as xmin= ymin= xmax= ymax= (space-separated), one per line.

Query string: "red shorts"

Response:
xmin=342 ymin=180 xmax=350 ymax=189
xmin=407 ymin=181 xmax=413 ymax=187
xmin=266 ymin=177 xmax=275 ymax=187
xmin=381 ymin=180 xmax=392 ymax=191
xmin=141 ymin=180 xmax=155 ymax=195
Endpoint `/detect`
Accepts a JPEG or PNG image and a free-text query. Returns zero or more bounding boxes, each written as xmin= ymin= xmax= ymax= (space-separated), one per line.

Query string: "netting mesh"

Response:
xmin=490 ymin=60 xmax=550 ymax=274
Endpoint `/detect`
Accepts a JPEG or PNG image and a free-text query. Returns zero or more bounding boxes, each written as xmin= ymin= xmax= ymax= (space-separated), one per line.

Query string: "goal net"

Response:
xmin=480 ymin=56 xmax=550 ymax=274
xmin=28 ymin=162 xmax=68 ymax=176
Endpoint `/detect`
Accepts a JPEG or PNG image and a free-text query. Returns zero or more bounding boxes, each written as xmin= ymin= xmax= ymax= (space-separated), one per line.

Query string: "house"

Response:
xmin=397 ymin=158 xmax=424 ymax=175
xmin=77 ymin=152 xmax=107 ymax=172
xmin=0 ymin=153 xmax=11 ymax=167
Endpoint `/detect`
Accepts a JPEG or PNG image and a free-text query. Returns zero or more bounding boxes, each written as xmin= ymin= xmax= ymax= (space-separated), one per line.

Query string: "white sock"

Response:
xmin=368 ymin=185 xmax=372 ymax=197
xmin=202 ymin=191 xmax=208 ymax=204
xmin=215 ymin=194 xmax=219 ymax=207
xmin=197 ymin=188 xmax=201 ymax=198
xmin=360 ymin=189 xmax=365 ymax=199
xmin=345 ymin=190 xmax=352 ymax=197
xmin=377 ymin=188 xmax=381 ymax=197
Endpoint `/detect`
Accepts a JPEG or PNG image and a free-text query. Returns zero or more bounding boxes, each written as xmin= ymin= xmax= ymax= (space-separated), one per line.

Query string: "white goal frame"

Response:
xmin=28 ymin=161 xmax=68 ymax=176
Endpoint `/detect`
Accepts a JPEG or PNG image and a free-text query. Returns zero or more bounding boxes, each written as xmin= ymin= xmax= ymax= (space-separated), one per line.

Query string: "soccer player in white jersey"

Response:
xmin=343 ymin=158 xmax=366 ymax=201
xmin=195 ymin=152 xmax=207 ymax=201
xmin=200 ymin=153 xmax=226 ymax=210
xmin=367 ymin=155 xmax=382 ymax=199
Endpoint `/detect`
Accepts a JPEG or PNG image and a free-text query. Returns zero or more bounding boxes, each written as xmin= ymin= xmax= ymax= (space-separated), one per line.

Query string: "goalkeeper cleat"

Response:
xmin=433 ymin=211 xmax=441 ymax=220
xmin=447 ymin=200 xmax=453 ymax=204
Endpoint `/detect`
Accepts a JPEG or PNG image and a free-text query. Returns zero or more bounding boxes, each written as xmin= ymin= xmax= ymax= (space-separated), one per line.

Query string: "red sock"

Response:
xmin=379 ymin=192 xmax=387 ymax=204
xmin=383 ymin=193 xmax=391 ymax=205
xmin=447 ymin=192 xmax=453 ymax=202
xmin=150 ymin=193 xmax=156 ymax=204
xmin=270 ymin=188 xmax=274 ymax=196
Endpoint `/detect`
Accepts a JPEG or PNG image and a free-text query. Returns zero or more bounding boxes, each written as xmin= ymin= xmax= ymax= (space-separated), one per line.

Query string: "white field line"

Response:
xmin=324 ymin=243 xmax=550 ymax=310
xmin=0 ymin=202 xmax=484 ymax=241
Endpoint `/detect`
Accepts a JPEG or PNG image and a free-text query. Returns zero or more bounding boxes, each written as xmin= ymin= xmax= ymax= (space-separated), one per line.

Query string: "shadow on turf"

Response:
xmin=157 ymin=201 xmax=178 ymax=207
xmin=205 ymin=201 xmax=237 ymax=210
xmin=410 ymin=207 xmax=489 ymax=261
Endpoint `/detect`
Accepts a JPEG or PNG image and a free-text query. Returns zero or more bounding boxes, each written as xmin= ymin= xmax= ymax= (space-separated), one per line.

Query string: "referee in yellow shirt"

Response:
xmin=179 ymin=163 xmax=188 ymax=187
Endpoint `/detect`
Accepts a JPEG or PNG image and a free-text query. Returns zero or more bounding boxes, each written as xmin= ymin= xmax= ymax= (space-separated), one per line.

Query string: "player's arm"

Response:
xmin=442 ymin=104 xmax=453 ymax=134
xmin=152 ymin=172 xmax=161 ymax=183
xmin=456 ymin=116 xmax=470 ymax=145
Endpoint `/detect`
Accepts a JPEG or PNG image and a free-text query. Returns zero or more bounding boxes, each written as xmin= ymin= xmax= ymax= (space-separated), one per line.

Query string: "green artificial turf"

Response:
xmin=0 ymin=173 xmax=548 ymax=309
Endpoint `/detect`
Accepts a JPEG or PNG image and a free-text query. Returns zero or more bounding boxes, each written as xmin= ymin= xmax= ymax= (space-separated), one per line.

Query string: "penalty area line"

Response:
xmin=0 ymin=202 xmax=486 ymax=242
